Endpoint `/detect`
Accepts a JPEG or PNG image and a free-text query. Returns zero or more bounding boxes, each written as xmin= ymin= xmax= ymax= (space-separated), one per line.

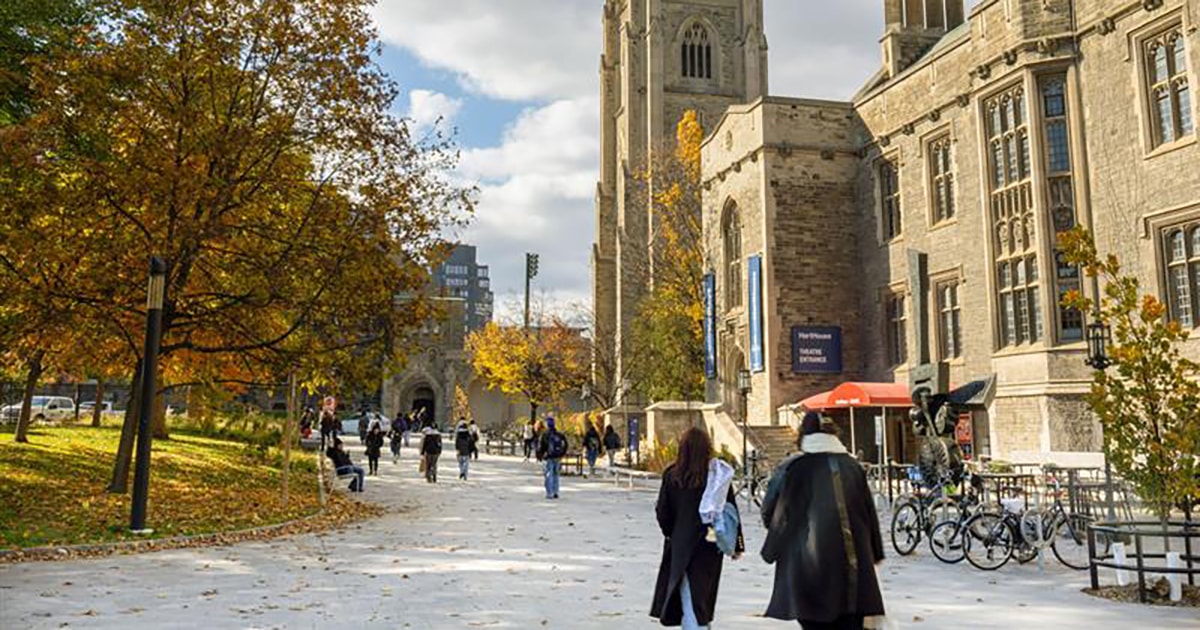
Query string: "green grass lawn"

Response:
xmin=0 ymin=425 xmax=321 ymax=549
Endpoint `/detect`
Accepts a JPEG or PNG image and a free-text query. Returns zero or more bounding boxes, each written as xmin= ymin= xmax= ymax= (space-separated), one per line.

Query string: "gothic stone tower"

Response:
xmin=593 ymin=0 xmax=768 ymax=397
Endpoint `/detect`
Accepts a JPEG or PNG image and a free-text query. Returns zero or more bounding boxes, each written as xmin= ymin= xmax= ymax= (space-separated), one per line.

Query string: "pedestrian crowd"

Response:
xmin=319 ymin=404 xmax=885 ymax=630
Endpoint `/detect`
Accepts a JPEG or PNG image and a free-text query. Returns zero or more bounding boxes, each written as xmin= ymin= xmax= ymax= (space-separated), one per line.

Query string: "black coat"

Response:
xmin=650 ymin=464 xmax=743 ymax=627
xmin=364 ymin=432 xmax=384 ymax=458
xmin=454 ymin=429 xmax=472 ymax=456
xmin=760 ymin=444 xmax=885 ymax=623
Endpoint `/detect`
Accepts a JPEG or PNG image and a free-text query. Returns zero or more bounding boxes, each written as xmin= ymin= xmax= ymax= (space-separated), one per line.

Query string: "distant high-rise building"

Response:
xmin=432 ymin=244 xmax=493 ymax=332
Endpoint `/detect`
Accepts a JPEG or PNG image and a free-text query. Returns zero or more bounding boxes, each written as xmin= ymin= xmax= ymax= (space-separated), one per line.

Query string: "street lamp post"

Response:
xmin=130 ymin=258 xmax=167 ymax=534
xmin=737 ymin=368 xmax=752 ymax=477
xmin=1085 ymin=310 xmax=1116 ymax=522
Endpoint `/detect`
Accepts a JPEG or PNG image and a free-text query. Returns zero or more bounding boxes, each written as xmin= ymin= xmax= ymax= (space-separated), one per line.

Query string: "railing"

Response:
xmin=482 ymin=435 xmax=521 ymax=457
xmin=1088 ymin=520 xmax=1200 ymax=603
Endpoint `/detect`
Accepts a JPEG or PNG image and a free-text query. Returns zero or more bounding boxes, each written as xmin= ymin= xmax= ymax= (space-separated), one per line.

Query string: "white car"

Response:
xmin=78 ymin=401 xmax=115 ymax=413
xmin=0 ymin=396 xmax=76 ymax=423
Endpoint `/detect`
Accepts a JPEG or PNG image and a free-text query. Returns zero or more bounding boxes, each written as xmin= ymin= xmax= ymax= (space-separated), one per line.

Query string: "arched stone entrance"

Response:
xmin=408 ymin=385 xmax=436 ymax=424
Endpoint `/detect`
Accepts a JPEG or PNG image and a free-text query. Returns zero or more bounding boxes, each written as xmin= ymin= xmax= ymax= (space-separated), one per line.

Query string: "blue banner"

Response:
xmin=748 ymin=255 xmax=764 ymax=372
xmin=703 ymin=273 xmax=717 ymax=379
xmin=628 ymin=416 xmax=641 ymax=452
xmin=792 ymin=326 xmax=842 ymax=374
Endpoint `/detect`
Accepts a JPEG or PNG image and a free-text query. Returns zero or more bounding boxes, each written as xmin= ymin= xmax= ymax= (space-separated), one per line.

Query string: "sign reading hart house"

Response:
xmin=792 ymin=326 xmax=842 ymax=374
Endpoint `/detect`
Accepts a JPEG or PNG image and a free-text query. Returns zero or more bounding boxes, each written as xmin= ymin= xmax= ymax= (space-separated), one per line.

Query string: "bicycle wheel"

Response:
xmin=927 ymin=497 xmax=960 ymax=531
xmin=929 ymin=520 xmax=966 ymax=564
xmin=891 ymin=500 xmax=922 ymax=556
xmin=1051 ymin=513 xmax=1094 ymax=570
xmin=963 ymin=512 xmax=1014 ymax=570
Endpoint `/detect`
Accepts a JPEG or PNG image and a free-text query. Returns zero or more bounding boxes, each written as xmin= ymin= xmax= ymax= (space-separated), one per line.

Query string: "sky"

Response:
xmin=370 ymin=0 xmax=986 ymax=322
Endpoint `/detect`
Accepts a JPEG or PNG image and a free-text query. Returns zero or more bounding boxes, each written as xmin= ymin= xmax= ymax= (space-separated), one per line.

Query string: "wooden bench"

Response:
xmin=559 ymin=452 xmax=585 ymax=477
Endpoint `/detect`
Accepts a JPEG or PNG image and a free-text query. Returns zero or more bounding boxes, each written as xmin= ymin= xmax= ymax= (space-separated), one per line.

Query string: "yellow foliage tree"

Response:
xmin=467 ymin=320 xmax=589 ymax=421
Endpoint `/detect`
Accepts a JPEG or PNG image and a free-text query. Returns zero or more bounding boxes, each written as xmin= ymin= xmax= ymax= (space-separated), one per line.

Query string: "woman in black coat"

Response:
xmin=761 ymin=413 xmax=885 ymax=630
xmin=651 ymin=428 xmax=743 ymax=628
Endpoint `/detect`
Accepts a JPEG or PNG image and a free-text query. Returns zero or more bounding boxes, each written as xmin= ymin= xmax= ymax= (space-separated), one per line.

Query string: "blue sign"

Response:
xmin=791 ymin=326 xmax=842 ymax=374
xmin=748 ymin=255 xmax=764 ymax=372
xmin=703 ymin=273 xmax=717 ymax=379
xmin=627 ymin=416 xmax=641 ymax=452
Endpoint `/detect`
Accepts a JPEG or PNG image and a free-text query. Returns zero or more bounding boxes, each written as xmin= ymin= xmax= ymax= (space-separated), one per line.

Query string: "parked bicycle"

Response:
xmin=927 ymin=473 xmax=990 ymax=564
xmin=734 ymin=450 xmax=769 ymax=509
xmin=890 ymin=467 xmax=961 ymax=556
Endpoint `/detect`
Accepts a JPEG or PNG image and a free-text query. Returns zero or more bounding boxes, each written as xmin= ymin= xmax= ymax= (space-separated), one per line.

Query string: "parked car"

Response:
xmin=0 ymin=396 xmax=76 ymax=424
xmin=78 ymin=401 xmax=115 ymax=413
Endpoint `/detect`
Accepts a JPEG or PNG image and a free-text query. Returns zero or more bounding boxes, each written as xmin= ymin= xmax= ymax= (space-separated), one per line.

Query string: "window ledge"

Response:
xmin=881 ymin=235 xmax=906 ymax=248
xmin=991 ymin=344 xmax=1049 ymax=359
xmin=928 ymin=217 xmax=959 ymax=233
xmin=1144 ymin=135 xmax=1196 ymax=160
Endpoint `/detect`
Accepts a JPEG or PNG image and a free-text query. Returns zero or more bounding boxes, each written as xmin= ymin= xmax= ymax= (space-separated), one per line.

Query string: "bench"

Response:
xmin=559 ymin=452 xmax=585 ymax=477
xmin=299 ymin=436 xmax=323 ymax=451
xmin=607 ymin=466 xmax=661 ymax=489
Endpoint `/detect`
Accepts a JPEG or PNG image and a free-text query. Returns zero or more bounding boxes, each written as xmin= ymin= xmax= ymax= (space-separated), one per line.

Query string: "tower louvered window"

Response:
xmin=1145 ymin=26 xmax=1193 ymax=147
xmin=682 ymin=23 xmax=712 ymax=80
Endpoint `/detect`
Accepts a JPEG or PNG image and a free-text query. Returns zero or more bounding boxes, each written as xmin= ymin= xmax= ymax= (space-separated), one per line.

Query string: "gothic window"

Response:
xmin=1162 ymin=223 xmax=1200 ymax=328
xmin=723 ymin=205 xmax=742 ymax=311
xmin=928 ymin=136 xmax=955 ymax=224
xmin=879 ymin=159 xmax=902 ymax=240
xmin=985 ymin=85 xmax=1042 ymax=348
xmin=1144 ymin=26 xmax=1193 ymax=147
xmin=1039 ymin=74 xmax=1083 ymax=342
xmin=937 ymin=281 xmax=962 ymax=360
xmin=682 ymin=23 xmax=713 ymax=80
xmin=886 ymin=292 xmax=908 ymax=366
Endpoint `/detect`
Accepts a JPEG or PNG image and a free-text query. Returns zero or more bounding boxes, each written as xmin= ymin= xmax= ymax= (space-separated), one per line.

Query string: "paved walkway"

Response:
xmin=1 ymin=452 xmax=1195 ymax=628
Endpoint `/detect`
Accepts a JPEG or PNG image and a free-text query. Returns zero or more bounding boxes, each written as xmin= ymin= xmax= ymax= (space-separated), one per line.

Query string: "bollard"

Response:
xmin=1166 ymin=551 xmax=1182 ymax=602
xmin=1112 ymin=542 xmax=1129 ymax=586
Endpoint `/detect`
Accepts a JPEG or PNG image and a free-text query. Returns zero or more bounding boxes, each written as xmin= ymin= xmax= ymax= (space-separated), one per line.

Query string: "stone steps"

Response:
xmin=748 ymin=425 xmax=799 ymax=468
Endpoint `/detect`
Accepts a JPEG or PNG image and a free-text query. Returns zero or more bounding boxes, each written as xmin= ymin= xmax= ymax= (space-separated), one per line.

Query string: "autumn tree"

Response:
xmin=0 ymin=0 xmax=472 ymax=456
xmin=1061 ymin=228 xmax=1200 ymax=527
xmin=468 ymin=320 xmax=589 ymax=422
xmin=627 ymin=110 xmax=708 ymax=402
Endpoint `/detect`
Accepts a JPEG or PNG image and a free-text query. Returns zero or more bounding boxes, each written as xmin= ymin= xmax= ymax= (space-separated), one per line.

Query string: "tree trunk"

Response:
xmin=151 ymin=387 xmax=168 ymax=439
xmin=91 ymin=379 xmax=105 ymax=427
xmin=282 ymin=372 xmax=297 ymax=507
xmin=73 ymin=382 xmax=81 ymax=424
xmin=108 ymin=359 xmax=142 ymax=493
xmin=14 ymin=352 xmax=45 ymax=443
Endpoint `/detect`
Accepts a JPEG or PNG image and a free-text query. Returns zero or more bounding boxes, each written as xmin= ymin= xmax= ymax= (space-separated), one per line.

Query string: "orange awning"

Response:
xmin=798 ymin=389 xmax=835 ymax=411
xmin=827 ymin=382 xmax=912 ymax=408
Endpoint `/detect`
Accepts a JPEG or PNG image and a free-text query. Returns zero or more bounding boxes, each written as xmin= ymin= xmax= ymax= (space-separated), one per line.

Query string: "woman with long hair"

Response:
xmin=650 ymin=428 xmax=743 ymax=629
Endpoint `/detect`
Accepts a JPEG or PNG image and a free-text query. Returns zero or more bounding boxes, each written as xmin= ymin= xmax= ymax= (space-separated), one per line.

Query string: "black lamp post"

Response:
xmin=1084 ymin=316 xmax=1116 ymax=521
xmin=737 ymin=368 xmax=752 ymax=477
xmin=130 ymin=257 xmax=167 ymax=534
xmin=1085 ymin=320 xmax=1111 ymax=371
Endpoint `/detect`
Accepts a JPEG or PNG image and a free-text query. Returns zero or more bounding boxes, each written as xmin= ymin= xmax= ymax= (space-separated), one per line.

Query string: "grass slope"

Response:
xmin=0 ymin=425 xmax=320 ymax=549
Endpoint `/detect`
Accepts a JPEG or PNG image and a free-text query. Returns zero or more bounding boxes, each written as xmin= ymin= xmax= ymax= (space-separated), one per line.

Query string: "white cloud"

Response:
xmin=372 ymin=0 xmax=598 ymax=101
xmin=407 ymin=89 xmax=464 ymax=130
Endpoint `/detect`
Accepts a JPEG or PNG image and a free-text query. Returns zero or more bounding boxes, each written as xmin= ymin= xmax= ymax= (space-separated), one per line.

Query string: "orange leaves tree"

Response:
xmin=628 ymin=110 xmax=706 ymax=402
xmin=0 ymin=0 xmax=472 ymax=447
xmin=467 ymin=321 xmax=589 ymax=421
xmin=1061 ymin=228 xmax=1200 ymax=523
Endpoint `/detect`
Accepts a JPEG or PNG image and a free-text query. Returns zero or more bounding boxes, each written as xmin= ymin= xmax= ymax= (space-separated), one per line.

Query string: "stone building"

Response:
xmin=591 ymin=0 xmax=769 ymax=395
xmin=598 ymin=0 xmax=1200 ymax=463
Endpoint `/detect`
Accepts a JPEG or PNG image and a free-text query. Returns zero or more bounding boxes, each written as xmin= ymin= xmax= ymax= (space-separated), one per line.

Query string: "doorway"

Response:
xmin=411 ymin=386 xmax=436 ymax=427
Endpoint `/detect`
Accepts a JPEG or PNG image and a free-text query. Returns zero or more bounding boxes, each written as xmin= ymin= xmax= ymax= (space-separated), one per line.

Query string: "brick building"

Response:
xmin=597 ymin=0 xmax=1200 ymax=463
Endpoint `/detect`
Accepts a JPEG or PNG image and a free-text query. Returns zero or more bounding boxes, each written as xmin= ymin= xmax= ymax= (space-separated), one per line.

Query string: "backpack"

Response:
xmin=426 ymin=433 xmax=443 ymax=455
xmin=546 ymin=431 xmax=568 ymax=459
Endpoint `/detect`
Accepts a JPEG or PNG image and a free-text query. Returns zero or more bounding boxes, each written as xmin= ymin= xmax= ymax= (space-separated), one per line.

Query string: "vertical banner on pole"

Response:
xmin=703 ymin=273 xmax=717 ymax=379
xmin=748 ymin=255 xmax=764 ymax=372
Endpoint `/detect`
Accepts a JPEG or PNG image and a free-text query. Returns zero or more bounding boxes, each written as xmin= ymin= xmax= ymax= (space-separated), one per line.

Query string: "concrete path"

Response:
xmin=1 ymin=452 xmax=1195 ymax=629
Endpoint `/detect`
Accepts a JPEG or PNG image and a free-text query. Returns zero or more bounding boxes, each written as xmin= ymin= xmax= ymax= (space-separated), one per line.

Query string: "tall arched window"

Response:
xmin=682 ymin=23 xmax=712 ymax=80
xmin=723 ymin=204 xmax=742 ymax=310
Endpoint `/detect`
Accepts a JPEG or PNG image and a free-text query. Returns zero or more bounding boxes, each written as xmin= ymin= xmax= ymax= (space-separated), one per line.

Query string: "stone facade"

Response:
xmin=600 ymin=0 xmax=1200 ymax=462
xmin=592 ymin=0 xmax=769 ymax=397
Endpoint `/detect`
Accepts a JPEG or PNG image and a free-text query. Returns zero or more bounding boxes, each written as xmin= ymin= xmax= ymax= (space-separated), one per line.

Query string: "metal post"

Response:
xmin=130 ymin=258 xmax=167 ymax=534
xmin=741 ymin=393 xmax=749 ymax=479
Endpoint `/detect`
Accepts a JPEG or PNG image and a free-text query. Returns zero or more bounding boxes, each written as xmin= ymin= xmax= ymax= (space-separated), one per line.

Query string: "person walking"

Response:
xmin=364 ymin=423 xmax=385 ymax=475
xmin=420 ymin=424 xmax=443 ymax=483
xmin=536 ymin=417 xmax=568 ymax=499
xmin=325 ymin=438 xmax=365 ymax=492
xmin=583 ymin=420 xmax=602 ymax=478
xmin=760 ymin=412 xmax=886 ymax=630
xmin=522 ymin=421 xmax=536 ymax=461
xmin=299 ymin=407 xmax=314 ymax=439
xmin=454 ymin=419 xmax=473 ymax=480
xmin=603 ymin=424 xmax=622 ymax=468
xmin=357 ymin=409 xmax=369 ymax=443
xmin=468 ymin=419 xmax=481 ymax=461
xmin=388 ymin=414 xmax=406 ymax=463
xmin=319 ymin=408 xmax=337 ymax=449
xmin=650 ymin=428 xmax=743 ymax=629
